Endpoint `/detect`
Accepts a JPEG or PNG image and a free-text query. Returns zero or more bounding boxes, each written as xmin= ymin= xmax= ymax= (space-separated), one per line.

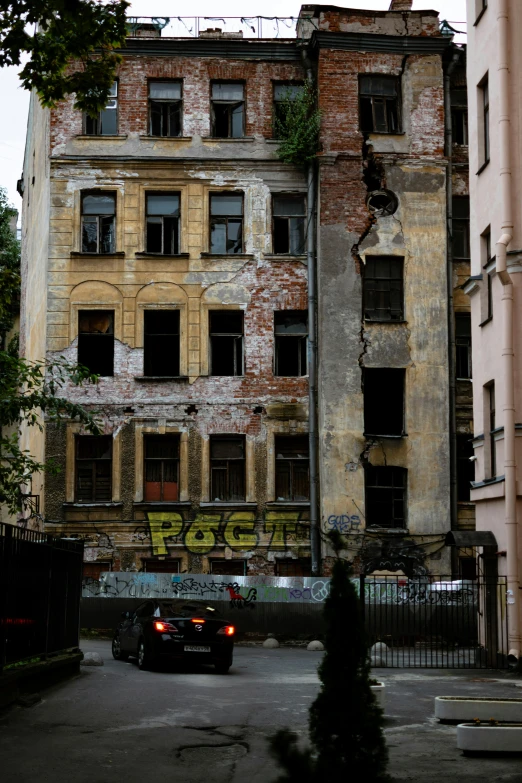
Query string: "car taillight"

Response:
xmin=217 ymin=625 xmax=235 ymax=636
xmin=190 ymin=618 xmax=206 ymax=623
xmin=154 ymin=621 xmax=178 ymax=633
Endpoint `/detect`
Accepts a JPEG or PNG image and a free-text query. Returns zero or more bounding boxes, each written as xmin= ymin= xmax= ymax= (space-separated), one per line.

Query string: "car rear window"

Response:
xmin=158 ymin=601 xmax=221 ymax=618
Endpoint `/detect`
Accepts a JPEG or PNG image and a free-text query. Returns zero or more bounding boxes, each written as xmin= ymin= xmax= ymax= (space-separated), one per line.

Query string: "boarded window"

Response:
xmin=457 ymin=434 xmax=474 ymax=502
xmin=210 ymin=193 xmax=243 ymax=254
xmin=76 ymin=436 xmax=112 ymax=503
xmin=78 ymin=310 xmax=114 ymax=376
xmin=142 ymin=558 xmax=180 ymax=573
xmin=210 ymin=560 xmax=246 ymax=576
xmin=364 ymin=368 xmax=404 ymax=436
xmin=365 ymin=466 xmax=406 ymax=528
xmin=144 ymin=435 xmax=180 ymax=501
xmin=275 ymin=559 xmax=311 ymax=577
xmin=144 ymin=310 xmax=180 ymax=376
xmin=211 ymin=82 xmax=244 ymax=138
xmin=209 ymin=311 xmax=243 ymax=376
xmin=359 ymin=76 xmax=400 ymax=134
xmin=274 ymin=311 xmax=307 ymax=377
xmin=273 ymin=194 xmax=306 ymax=254
xmin=146 ymin=193 xmax=180 ymax=254
xmin=273 ymin=83 xmax=304 ymax=136
xmin=149 ymin=81 xmax=182 ymax=137
xmin=452 ymin=197 xmax=470 ymax=259
xmin=455 ymin=313 xmax=472 ymax=379
xmin=83 ymin=562 xmax=111 ymax=580
xmin=81 ymin=192 xmax=116 ymax=254
xmin=210 ymin=436 xmax=245 ymax=502
xmin=85 ymin=82 xmax=118 ymax=135
xmin=363 ymin=256 xmax=404 ymax=322
xmin=275 ymin=435 xmax=309 ymax=501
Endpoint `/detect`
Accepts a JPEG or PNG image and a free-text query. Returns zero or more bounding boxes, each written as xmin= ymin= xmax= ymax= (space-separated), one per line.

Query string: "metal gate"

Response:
xmin=360 ymin=575 xmax=508 ymax=668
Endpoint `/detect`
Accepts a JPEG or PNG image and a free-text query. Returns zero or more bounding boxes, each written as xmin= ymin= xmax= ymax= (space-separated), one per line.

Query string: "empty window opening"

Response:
xmin=210 ymin=560 xmax=246 ymax=576
xmin=451 ymin=89 xmax=468 ymax=145
xmin=211 ymin=83 xmax=244 ymax=138
xmin=142 ymin=558 xmax=181 ymax=573
xmin=363 ymin=256 xmax=404 ymax=322
xmin=273 ymin=83 xmax=304 ymax=136
xmin=459 ymin=556 xmax=477 ymax=580
xmin=452 ymin=197 xmax=470 ymax=259
xmin=273 ymin=194 xmax=306 ymax=254
xmin=149 ymin=81 xmax=182 ymax=137
xmin=367 ymin=189 xmax=398 ymax=217
xmin=144 ymin=310 xmax=180 ymax=377
xmin=78 ymin=310 xmax=114 ymax=376
xmin=85 ymin=82 xmax=118 ymax=135
xmin=81 ymin=192 xmax=116 ymax=254
xmin=455 ymin=313 xmax=472 ymax=379
xmin=275 ymin=559 xmax=311 ymax=577
xmin=210 ymin=192 xmax=243 ymax=254
xmin=76 ymin=436 xmax=112 ymax=503
xmin=210 ymin=436 xmax=245 ymax=502
xmin=457 ymin=434 xmax=474 ymax=502
xmin=274 ymin=311 xmax=308 ymax=377
xmin=365 ymin=466 xmax=406 ymax=529
xmin=146 ymin=193 xmax=180 ymax=254
xmin=359 ymin=76 xmax=400 ymax=134
xmin=209 ymin=310 xmax=243 ymax=376
xmin=363 ymin=368 xmax=404 ymax=436
xmin=275 ymin=435 xmax=309 ymax=501
xmin=144 ymin=435 xmax=180 ymax=501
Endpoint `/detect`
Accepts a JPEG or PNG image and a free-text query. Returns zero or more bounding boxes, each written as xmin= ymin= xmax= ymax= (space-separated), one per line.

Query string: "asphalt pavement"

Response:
xmin=0 ymin=640 xmax=521 ymax=783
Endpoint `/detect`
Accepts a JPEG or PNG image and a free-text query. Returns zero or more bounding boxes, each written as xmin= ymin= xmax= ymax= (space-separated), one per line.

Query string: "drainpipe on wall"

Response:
xmin=495 ymin=0 xmax=520 ymax=664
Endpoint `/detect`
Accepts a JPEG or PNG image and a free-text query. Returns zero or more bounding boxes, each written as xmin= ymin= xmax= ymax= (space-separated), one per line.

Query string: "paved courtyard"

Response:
xmin=0 ymin=641 xmax=521 ymax=782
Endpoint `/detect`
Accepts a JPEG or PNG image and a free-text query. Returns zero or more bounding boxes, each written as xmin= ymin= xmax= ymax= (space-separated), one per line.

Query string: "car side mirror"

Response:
xmin=121 ymin=611 xmax=131 ymax=620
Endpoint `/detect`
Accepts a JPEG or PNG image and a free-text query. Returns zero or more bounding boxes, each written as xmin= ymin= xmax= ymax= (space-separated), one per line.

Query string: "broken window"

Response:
xmin=275 ymin=559 xmax=311 ymax=577
xmin=211 ymin=83 xmax=244 ymax=138
xmin=452 ymin=197 xmax=470 ymax=259
xmin=149 ymin=81 xmax=182 ymax=137
xmin=209 ymin=310 xmax=243 ymax=376
xmin=142 ymin=558 xmax=180 ymax=573
xmin=365 ymin=466 xmax=406 ymax=529
xmin=363 ymin=256 xmax=404 ymax=322
xmin=273 ymin=194 xmax=306 ymax=254
xmin=146 ymin=193 xmax=180 ymax=254
xmin=455 ymin=313 xmax=472 ymax=379
xmin=210 ymin=560 xmax=246 ymax=576
xmin=274 ymin=311 xmax=308 ymax=377
xmin=144 ymin=310 xmax=180 ymax=376
xmin=480 ymin=76 xmax=489 ymax=164
xmin=78 ymin=310 xmax=114 ymax=376
xmin=210 ymin=436 xmax=245 ymax=502
xmin=359 ymin=76 xmax=400 ymax=134
xmin=451 ymin=89 xmax=468 ymax=145
xmin=275 ymin=435 xmax=309 ymax=501
xmin=81 ymin=192 xmax=116 ymax=254
xmin=144 ymin=435 xmax=180 ymax=501
xmin=363 ymin=368 xmax=405 ymax=436
xmin=76 ymin=436 xmax=112 ymax=503
xmin=210 ymin=193 xmax=243 ymax=254
xmin=84 ymin=82 xmax=118 ymax=135
xmin=457 ymin=434 xmax=474 ymax=502
xmin=273 ymin=83 xmax=304 ymax=136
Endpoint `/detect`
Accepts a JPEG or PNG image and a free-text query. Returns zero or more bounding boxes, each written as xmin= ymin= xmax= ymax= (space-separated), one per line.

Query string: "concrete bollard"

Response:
xmin=81 ymin=652 xmax=104 ymax=666
xmin=307 ymin=640 xmax=325 ymax=651
xmin=262 ymin=637 xmax=280 ymax=649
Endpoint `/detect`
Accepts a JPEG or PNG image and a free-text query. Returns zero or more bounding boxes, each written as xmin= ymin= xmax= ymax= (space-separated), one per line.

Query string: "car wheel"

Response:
xmin=138 ymin=638 xmax=155 ymax=670
xmin=112 ymin=635 xmax=129 ymax=661
xmin=215 ymin=657 xmax=232 ymax=674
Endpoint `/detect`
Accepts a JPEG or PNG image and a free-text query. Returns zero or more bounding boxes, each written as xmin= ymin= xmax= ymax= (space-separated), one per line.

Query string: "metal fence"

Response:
xmin=361 ymin=575 xmax=509 ymax=669
xmin=0 ymin=524 xmax=84 ymax=672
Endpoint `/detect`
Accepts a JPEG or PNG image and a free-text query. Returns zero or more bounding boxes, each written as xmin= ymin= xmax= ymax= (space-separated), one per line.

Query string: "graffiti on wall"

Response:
xmin=326 ymin=514 xmax=361 ymax=534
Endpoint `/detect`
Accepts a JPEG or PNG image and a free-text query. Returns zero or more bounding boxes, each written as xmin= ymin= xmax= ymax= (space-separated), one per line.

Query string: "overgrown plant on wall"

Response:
xmin=274 ymin=83 xmax=321 ymax=167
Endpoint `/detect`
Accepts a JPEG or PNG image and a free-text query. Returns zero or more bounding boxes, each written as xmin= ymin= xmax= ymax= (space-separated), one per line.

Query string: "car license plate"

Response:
xmin=184 ymin=645 xmax=211 ymax=653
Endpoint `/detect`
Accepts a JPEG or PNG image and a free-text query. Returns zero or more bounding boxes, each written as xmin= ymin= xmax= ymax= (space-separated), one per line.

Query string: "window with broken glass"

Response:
xmin=455 ymin=313 xmax=472 ymax=379
xmin=146 ymin=193 xmax=180 ymax=254
xmin=273 ymin=83 xmax=304 ymax=136
xmin=211 ymin=83 xmax=245 ymax=138
xmin=84 ymin=82 xmax=118 ymax=135
xmin=210 ymin=436 xmax=245 ymax=502
xmin=274 ymin=311 xmax=308 ymax=377
xmin=273 ymin=194 xmax=306 ymax=254
xmin=363 ymin=256 xmax=404 ymax=322
xmin=81 ymin=192 xmax=116 ymax=254
xmin=78 ymin=310 xmax=114 ymax=376
xmin=359 ymin=76 xmax=400 ymax=134
xmin=365 ymin=465 xmax=406 ymax=529
xmin=209 ymin=310 xmax=243 ymax=376
xmin=144 ymin=435 xmax=180 ymax=501
xmin=76 ymin=436 xmax=112 ymax=503
xmin=149 ymin=81 xmax=182 ymax=137
xmin=364 ymin=368 xmax=404 ymax=436
xmin=210 ymin=193 xmax=243 ymax=254
xmin=452 ymin=197 xmax=470 ymax=260
xmin=144 ymin=310 xmax=180 ymax=376
xmin=451 ymin=89 xmax=468 ymax=145
xmin=275 ymin=435 xmax=309 ymax=501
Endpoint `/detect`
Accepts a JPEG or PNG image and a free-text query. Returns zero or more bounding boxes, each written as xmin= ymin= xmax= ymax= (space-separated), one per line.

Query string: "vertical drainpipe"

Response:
xmin=495 ymin=0 xmax=520 ymax=663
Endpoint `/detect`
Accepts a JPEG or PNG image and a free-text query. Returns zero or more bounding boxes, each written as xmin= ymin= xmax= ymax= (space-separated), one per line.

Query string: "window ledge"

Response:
xmin=366 ymin=131 xmax=405 ymax=137
xmin=71 ymin=251 xmax=125 ymax=258
xmin=134 ymin=376 xmax=189 ymax=382
xmin=476 ymin=159 xmax=490 ymax=176
xmin=266 ymin=139 xmax=282 ymax=144
xmin=200 ymin=502 xmax=257 ymax=509
xmin=479 ymin=316 xmax=493 ymax=327
xmin=200 ymin=252 xmax=254 ymax=259
xmin=364 ymin=318 xmax=408 ymax=324
xmin=75 ymin=135 xmax=128 ymax=140
xmin=63 ymin=502 xmax=123 ymax=508
xmin=139 ymin=135 xmax=192 ymax=141
xmin=264 ymin=254 xmax=307 ymax=261
xmin=366 ymin=527 xmax=409 ymax=535
xmin=266 ymin=501 xmax=310 ymax=508
xmin=135 ymin=252 xmax=190 ymax=259
xmin=133 ymin=501 xmax=191 ymax=508
xmin=201 ymin=136 xmax=255 ymax=142
xmin=456 ymin=377 xmax=473 ymax=383
xmin=363 ymin=433 xmax=406 ymax=439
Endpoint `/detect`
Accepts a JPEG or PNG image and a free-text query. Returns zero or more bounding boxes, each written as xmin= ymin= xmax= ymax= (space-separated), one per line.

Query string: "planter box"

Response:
xmin=435 ymin=696 xmax=522 ymax=724
xmin=457 ymin=722 xmax=522 ymax=755
xmin=371 ymin=683 xmax=385 ymax=709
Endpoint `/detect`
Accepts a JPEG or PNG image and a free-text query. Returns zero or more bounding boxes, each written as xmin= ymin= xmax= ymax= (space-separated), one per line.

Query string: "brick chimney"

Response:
xmin=389 ymin=0 xmax=413 ymax=10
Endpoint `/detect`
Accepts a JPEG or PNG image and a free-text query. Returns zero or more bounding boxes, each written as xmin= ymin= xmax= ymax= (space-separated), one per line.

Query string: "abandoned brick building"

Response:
xmin=18 ymin=2 xmax=473 ymax=579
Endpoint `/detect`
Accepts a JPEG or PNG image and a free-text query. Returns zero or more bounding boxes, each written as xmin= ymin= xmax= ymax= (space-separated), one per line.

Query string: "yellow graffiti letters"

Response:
xmin=264 ymin=512 xmax=300 ymax=550
xmin=147 ymin=512 xmax=183 ymax=556
xmin=184 ymin=514 xmax=221 ymax=554
xmin=223 ymin=512 xmax=257 ymax=551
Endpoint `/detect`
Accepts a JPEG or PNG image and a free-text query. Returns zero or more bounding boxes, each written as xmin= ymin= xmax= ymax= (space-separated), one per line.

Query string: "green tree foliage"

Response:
xmin=269 ymin=531 xmax=391 ymax=783
xmin=274 ymin=83 xmax=321 ymax=167
xmin=0 ymin=0 xmax=129 ymax=115
xmin=0 ymin=187 xmax=20 ymax=343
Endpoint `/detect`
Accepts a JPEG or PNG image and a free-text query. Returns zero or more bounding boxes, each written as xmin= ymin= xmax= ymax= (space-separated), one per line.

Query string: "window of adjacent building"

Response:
xmin=211 ymin=83 xmax=245 ymax=138
xmin=451 ymin=89 xmax=468 ymax=145
xmin=457 ymin=434 xmax=475 ymax=502
xmin=81 ymin=192 xmax=116 ymax=254
xmin=84 ymin=82 xmax=118 ymax=135
xmin=210 ymin=436 xmax=245 ymax=502
xmin=359 ymin=76 xmax=400 ymax=134
xmin=363 ymin=368 xmax=404 ymax=436
xmin=365 ymin=465 xmax=407 ymax=529
xmin=209 ymin=310 xmax=243 ymax=376
xmin=482 ymin=229 xmax=493 ymax=320
xmin=486 ymin=381 xmax=496 ymax=478
xmin=78 ymin=310 xmax=114 ymax=376
xmin=83 ymin=561 xmax=111 ymax=580
xmin=144 ymin=435 xmax=180 ymax=501
xmin=149 ymin=81 xmax=182 ymax=137
xmin=209 ymin=560 xmax=246 ymax=576
xmin=275 ymin=559 xmax=311 ymax=577
xmin=363 ymin=256 xmax=404 ymax=322
xmin=455 ymin=313 xmax=472 ymax=379
xmin=209 ymin=193 xmax=243 ymax=254
xmin=75 ymin=436 xmax=112 ymax=503
xmin=146 ymin=193 xmax=180 ymax=254
xmin=143 ymin=310 xmax=180 ymax=377
xmin=273 ymin=194 xmax=306 ymax=254
xmin=275 ymin=435 xmax=310 ymax=501
xmin=479 ymin=75 xmax=489 ymax=166
xmin=452 ymin=197 xmax=470 ymax=259
xmin=273 ymin=83 xmax=304 ymax=136
xmin=142 ymin=558 xmax=181 ymax=573
xmin=487 ymin=273 xmax=494 ymax=320
xmin=274 ymin=311 xmax=308 ymax=377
